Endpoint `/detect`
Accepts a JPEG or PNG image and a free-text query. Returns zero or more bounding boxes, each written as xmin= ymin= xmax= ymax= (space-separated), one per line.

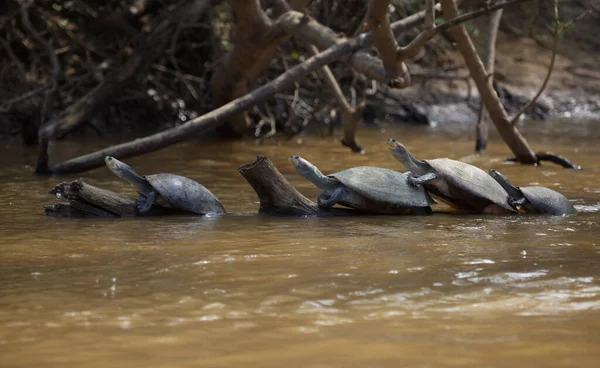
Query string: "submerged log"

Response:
xmin=505 ymin=152 xmax=582 ymax=170
xmin=238 ymin=155 xmax=357 ymax=216
xmin=44 ymin=180 xmax=180 ymax=218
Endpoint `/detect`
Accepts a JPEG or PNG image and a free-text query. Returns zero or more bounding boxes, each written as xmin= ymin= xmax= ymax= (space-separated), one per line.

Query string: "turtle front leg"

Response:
xmin=137 ymin=190 xmax=158 ymax=214
xmin=508 ymin=196 xmax=526 ymax=208
xmin=407 ymin=172 xmax=436 ymax=186
xmin=317 ymin=187 xmax=345 ymax=208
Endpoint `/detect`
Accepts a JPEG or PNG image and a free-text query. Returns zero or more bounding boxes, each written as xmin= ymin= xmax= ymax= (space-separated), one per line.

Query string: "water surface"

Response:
xmin=1 ymin=120 xmax=599 ymax=367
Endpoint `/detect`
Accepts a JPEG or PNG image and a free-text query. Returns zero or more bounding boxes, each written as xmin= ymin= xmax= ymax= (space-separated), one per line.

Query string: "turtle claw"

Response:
xmin=317 ymin=187 xmax=344 ymax=208
xmin=136 ymin=191 xmax=157 ymax=214
xmin=407 ymin=173 xmax=436 ymax=187
xmin=406 ymin=175 xmax=420 ymax=187
xmin=507 ymin=196 xmax=526 ymax=209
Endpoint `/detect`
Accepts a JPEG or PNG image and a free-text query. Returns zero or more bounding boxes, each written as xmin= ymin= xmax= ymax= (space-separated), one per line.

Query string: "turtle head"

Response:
xmin=387 ymin=139 xmax=428 ymax=174
xmin=387 ymin=138 xmax=410 ymax=162
xmin=104 ymin=156 xmax=143 ymax=185
xmin=290 ymin=155 xmax=329 ymax=188
xmin=105 ymin=156 xmax=132 ymax=175
xmin=290 ymin=155 xmax=317 ymax=177
xmin=488 ymin=169 xmax=503 ymax=181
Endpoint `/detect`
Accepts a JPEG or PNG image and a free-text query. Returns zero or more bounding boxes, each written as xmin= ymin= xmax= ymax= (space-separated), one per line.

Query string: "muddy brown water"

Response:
xmin=1 ymin=120 xmax=599 ymax=367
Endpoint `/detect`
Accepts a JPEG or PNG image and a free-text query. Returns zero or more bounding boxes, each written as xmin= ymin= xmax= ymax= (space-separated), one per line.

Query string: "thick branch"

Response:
xmin=278 ymin=7 xmax=438 ymax=82
xmin=367 ymin=0 xmax=402 ymax=80
xmin=440 ymin=0 xmax=537 ymax=164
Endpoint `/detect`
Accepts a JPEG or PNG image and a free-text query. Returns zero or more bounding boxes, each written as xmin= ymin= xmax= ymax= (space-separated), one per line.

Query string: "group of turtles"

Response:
xmin=105 ymin=138 xmax=576 ymax=217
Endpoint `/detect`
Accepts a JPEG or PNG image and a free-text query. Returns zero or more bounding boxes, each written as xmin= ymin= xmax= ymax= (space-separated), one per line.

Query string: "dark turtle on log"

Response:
xmin=291 ymin=155 xmax=435 ymax=215
xmin=387 ymin=139 xmax=517 ymax=214
xmin=105 ymin=156 xmax=225 ymax=215
xmin=489 ymin=169 xmax=576 ymax=216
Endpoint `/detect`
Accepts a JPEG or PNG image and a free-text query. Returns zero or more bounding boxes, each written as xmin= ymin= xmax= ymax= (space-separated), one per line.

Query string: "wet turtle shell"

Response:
xmin=329 ymin=166 xmax=435 ymax=214
xmin=514 ymin=186 xmax=575 ymax=215
xmin=146 ymin=173 xmax=226 ymax=215
xmin=425 ymin=159 xmax=516 ymax=214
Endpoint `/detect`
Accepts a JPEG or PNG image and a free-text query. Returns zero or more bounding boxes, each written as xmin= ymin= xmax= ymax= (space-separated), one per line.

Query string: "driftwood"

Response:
xmin=44 ymin=179 xmax=180 ymax=218
xmin=506 ymin=152 xmax=582 ymax=170
xmin=238 ymin=155 xmax=357 ymax=216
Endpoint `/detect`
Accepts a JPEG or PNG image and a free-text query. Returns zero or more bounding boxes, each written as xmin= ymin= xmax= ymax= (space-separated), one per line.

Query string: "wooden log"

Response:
xmin=238 ymin=155 xmax=357 ymax=216
xmin=50 ymin=179 xmax=137 ymax=216
xmin=45 ymin=179 xmax=180 ymax=218
xmin=45 ymin=201 xmax=118 ymax=218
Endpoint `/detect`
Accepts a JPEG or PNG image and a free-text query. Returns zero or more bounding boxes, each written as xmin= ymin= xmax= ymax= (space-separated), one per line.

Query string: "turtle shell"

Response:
xmin=426 ymin=158 xmax=516 ymax=213
xmin=146 ymin=174 xmax=225 ymax=215
xmin=520 ymin=186 xmax=575 ymax=215
xmin=329 ymin=166 xmax=435 ymax=208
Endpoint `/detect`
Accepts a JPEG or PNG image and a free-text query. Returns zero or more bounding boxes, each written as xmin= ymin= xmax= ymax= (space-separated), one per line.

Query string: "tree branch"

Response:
xmin=440 ymin=0 xmax=537 ymax=164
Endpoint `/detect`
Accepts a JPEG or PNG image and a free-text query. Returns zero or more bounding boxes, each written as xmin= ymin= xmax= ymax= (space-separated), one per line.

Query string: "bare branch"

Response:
xmin=440 ymin=0 xmax=537 ymax=164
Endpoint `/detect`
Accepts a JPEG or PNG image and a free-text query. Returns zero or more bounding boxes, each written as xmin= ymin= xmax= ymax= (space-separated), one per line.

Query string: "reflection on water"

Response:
xmin=1 ymin=120 xmax=599 ymax=367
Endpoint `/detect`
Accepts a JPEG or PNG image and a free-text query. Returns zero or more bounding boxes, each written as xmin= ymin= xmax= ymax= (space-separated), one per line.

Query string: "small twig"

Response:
xmin=0 ymin=83 xmax=50 ymax=111
xmin=560 ymin=6 xmax=596 ymax=31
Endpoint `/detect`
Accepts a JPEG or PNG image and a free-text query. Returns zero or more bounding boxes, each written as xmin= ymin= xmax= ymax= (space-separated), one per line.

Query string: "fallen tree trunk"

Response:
xmin=44 ymin=179 xmax=180 ymax=218
xmin=238 ymin=155 xmax=357 ymax=216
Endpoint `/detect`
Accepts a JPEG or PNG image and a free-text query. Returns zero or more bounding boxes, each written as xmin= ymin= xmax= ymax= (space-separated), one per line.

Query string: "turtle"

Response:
xmin=387 ymin=139 xmax=517 ymax=214
xmin=290 ymin=155 xmax=435 ymax=215
xmin=105 ymin=156 xmax=226 ymax=215
xmin=489 ymin=169 xmax=576 ymax=216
